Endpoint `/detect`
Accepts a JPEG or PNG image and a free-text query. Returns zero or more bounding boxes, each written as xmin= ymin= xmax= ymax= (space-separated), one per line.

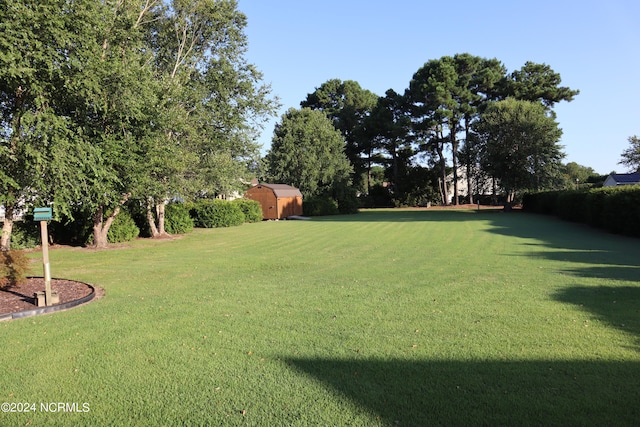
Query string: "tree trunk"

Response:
xmin=466 ymin=163 xmax=474 ymax=205
xmin=503 ymin=190 xmax=515 ymax=211
xmin=156 ymin=202 xmax=166 ymax=235
xmin=392 ymin=140 xmax=398 ymax=195
xmin=1 ymin=204 xmax=15 ymax=251
xmin=146 ymin=199 xmax=160 ymax=238
xmin=451 ymin=137 xmax=459 ymax=205
xmin=147 ymin=199 xmax=170 ymax=238
xmin=366 ymin=150 xmax=372 ymax=196
xmin=92 ymin=195 xmax=129 ymax=248
xmin=92 ymin=206 xmax=107 ymax=248
xmin=436 ymin=143 xmax=449 ymax=205
xmin=464 ymin=117 xmax=473 ymax=205
xmin=492 ymin=177 xmax=498 ymax=205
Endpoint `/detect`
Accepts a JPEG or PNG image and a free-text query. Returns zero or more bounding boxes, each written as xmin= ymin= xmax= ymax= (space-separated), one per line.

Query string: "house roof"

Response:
xmin=257 ymin=183 xmax=303 ymax=198
xmin=607 ymin=173 xmax=640 ymax=184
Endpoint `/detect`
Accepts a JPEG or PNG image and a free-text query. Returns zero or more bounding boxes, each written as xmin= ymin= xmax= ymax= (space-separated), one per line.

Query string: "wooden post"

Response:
xmin=33 ymin=207 xmax=53 ymax=306
xmin=40 ymin=220 xmax=52 ymax=306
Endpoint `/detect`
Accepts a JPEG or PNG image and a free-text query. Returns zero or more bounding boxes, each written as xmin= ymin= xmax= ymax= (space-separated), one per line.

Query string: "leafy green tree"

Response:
xmin=406 ymin=56 xmax=577 ymax=206
xmin=301 ymin=79 xmax=378 ymax=192
xmin=0 ymin=0 xmax=102 ymax=250
xmin=475 ymin=99 xmax=564 ymax=205
xmin=143 ymin=0 xmax=278 ymax=236
xmin=0 ymin=0 xmax=276 ymax=249
xmin=619 ymin=136 xmax=640 ymax=172
xmin=69 ymin=0 xmax=161 ymax=248
xmin=563 ymin=162 xmax=597 ymax=188
xmin=266 ymin=108 xmax=352 ymax=198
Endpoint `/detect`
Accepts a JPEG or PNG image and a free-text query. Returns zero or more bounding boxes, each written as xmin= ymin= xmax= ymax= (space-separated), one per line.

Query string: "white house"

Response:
xmin=445 ymin=166 xmax=494 ymax=204
xmin=602 ymin=173 xmax=640 ymax=187
xmin=0 ymin=205 xmax=25 ymax=221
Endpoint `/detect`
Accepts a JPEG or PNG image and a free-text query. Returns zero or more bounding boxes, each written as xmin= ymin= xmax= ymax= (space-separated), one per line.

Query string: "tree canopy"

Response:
xmin=0 ymin=0 xmax=277 ymax=249
xmin=406 ymin=54 xmax=507 ymax=204
xmin=301 ymin=79 xmax=378 ymax=192
xmin=303 ymin=54 xmax=579 ymax=207
xmin=265 ymin=108 xmax=352 ymax=198
xmin=506 ymin=62 xmax=579 ymax=109
xmin=475 ymin=98 xmax=564 ymax=202
xmin=619 ymin=136 xmax=640 ymax=173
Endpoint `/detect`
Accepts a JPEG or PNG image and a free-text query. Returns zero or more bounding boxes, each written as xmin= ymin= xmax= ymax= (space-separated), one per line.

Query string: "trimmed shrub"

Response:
xmin=192 ymin=199 xmax=245 ymax=228
xmin=524 ymin=185 xmax=640 ymax=238
xmin=0 ymin=250 xmax=30 ymax=289
xmin=165 ymin=202 xmax=194 ymax=234
xmin=360 ymin=184 xmax=394 ymax=208
xmin=107 ymin=210 xmax=140 ymax=243
xmin=336 ymin=188 xmax=360 ymax=214
xmin=584 ymin=187 xmax=607 ymax=229
xmin=49 ymin=208 xmax=93 ymax=246
xmin=303 ymin=196 xmax=339 ymax=216
xmin=126 ymin=199 xmax=153 ymax=238
xmin=523 ymin=190 xmax=567 ymax=215
xmin=10 ymin=221 xmax=40 ymax=250
xmin=555 ymin=190 xmax=588 ymax=222
xmin=601 ymin=186 xmax=640 ymax=236
xmin=232 ymin=198 xmax=263 ymax=223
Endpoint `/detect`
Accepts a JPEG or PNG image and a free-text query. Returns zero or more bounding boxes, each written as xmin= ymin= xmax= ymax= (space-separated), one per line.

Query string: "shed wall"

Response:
xmin=245 ymin=185 xmax=303 ymax=219
xmin=245 ymin=186 xmax=278 ymax=219
xmin=278 ymin=196 xmax=303 ymax=218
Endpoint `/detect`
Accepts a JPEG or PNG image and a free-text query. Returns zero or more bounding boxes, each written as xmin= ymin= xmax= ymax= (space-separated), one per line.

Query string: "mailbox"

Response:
xmin=33 ymin=207 xmax=53 ymax=221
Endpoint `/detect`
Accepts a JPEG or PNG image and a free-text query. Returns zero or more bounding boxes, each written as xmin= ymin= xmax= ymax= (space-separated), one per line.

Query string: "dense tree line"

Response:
xmin=267 ymin=54 xmax=584 ymax=209
xmin=0 ymin=0 xmax=277 ymax=250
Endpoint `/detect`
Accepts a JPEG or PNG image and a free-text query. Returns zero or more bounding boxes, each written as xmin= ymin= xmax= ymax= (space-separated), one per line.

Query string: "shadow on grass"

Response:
xmin=291 ymin=211 xmax=640 ymax=424
xmin=482 ymin=211 xmax=640 ymax=281
xmin=319 ymin=210 xmax=640 ymax=282
xmin=553 ymin=285 xmax=640 ymax=350
xmin=287 ymin=357 xmax=640 ymax=426
xmin=472 ymin=211 xmax=640 ymax=348
xmin=312 ymin=209 xmax=501 ymax=222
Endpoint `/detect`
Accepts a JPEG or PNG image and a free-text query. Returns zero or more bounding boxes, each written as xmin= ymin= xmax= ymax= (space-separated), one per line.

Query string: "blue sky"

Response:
xmin=238 ymin=0 xmax=639 ymax=175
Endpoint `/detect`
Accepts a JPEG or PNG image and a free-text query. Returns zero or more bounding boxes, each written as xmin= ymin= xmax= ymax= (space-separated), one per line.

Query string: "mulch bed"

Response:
xmin=0 ymin=277 xmax=94 ymax=316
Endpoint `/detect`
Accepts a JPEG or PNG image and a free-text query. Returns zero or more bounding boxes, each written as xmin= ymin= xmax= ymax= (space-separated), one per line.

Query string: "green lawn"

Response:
xmin=1 ymin=209 xmax=640 ymax=426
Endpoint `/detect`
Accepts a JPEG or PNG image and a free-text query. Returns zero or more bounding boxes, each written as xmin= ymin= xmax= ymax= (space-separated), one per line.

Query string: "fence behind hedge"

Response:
xmin=522 ymin=186 xmax=640 ymax=237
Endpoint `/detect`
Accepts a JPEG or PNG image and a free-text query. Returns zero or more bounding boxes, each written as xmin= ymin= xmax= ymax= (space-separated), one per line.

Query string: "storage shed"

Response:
xmin=244 ymin=184 xmax=303 ymax=220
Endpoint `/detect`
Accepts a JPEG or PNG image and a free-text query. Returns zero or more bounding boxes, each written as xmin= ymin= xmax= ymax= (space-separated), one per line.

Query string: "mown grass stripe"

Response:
xmin=1 ymin=209 xmax=639 ymax=425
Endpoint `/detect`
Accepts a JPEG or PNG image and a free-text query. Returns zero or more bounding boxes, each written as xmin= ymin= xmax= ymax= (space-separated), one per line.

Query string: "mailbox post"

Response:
xmin=33 ymin=208 xmax=53 ymax=306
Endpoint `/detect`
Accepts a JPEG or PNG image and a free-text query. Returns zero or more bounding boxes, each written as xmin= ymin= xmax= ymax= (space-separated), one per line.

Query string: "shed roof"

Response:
xmin=608 ymin=173 xmax=640 ymax=184
xmin=256 ymin=183 xmax=303 ymax=198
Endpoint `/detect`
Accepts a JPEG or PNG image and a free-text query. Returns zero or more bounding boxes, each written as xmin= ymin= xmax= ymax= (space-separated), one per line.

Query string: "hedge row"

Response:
xmin=164 ymin=202 xmax=194 ymax=234
xmin=522 ymin=186 xmax=640 ymax=237
xmin=303 ymin=192 xmax=360 ymax=216
xmin=6 ymin=198 xmax=263 ymax=249
xmin=188 ymin=198 xmax=262 ymax=228
xmin=303 ymin=196 xmax=339 ymax=216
